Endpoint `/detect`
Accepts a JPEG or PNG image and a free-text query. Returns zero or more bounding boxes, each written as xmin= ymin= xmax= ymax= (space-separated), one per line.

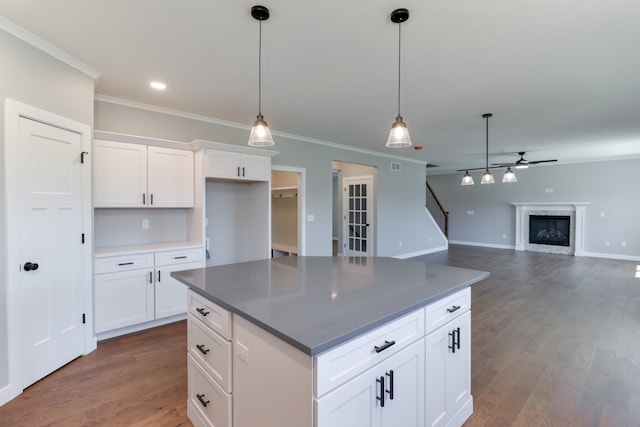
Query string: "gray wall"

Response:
xmin=0 ymin=29 xmax=94 ymax=394
xmin=95 ymin=100 xmax=446 ymax=257
xmin=427 ymin=159 xmax=640 ymax=258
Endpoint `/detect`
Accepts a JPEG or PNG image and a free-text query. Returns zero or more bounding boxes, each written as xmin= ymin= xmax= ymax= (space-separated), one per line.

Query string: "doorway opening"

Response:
xmin=271 ymin=166 xmax=306 ymax=256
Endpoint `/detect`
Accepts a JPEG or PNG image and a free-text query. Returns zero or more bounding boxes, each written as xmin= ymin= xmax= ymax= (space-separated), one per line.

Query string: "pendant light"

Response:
xmin=502 ymin=166 xmax=517 ymax=183
xmin=386 ymin=8 xmax=412 ymax=148
xmin=480 ymin=113 xmax=495 ymax=184
xmin=461 ymin=170 xmax=475 ymax=185
xmin=248 ymin=5 xmax=274 ymax=147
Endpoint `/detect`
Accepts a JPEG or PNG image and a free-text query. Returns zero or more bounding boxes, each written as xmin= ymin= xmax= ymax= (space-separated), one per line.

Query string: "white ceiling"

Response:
xmin=2 ymin=0 xmax=640 ymax=173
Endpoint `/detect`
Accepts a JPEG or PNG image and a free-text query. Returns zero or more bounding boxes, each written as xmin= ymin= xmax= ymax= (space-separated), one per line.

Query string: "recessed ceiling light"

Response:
xmin=150 ymin=81 xmax=166 ymax=90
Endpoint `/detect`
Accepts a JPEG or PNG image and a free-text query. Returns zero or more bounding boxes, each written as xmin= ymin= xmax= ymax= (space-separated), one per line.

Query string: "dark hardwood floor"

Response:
xmin=1 ymin=245 xmax=638 ymax=426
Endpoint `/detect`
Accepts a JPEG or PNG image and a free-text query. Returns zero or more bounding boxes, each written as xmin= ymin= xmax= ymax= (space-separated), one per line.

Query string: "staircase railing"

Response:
xmin=426 ymin=181 xmax=449 ymax=238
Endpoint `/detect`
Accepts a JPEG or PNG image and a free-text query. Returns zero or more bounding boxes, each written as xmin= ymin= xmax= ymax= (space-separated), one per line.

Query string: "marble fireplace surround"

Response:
xmin=512 ymin=202 xmax=589 ymax=256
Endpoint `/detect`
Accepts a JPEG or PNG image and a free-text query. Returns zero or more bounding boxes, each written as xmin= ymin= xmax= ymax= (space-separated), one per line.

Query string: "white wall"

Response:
xmin=0 ymin=27 xmax=94 ymax=400
xmin=95 ymin=99 xmax=447 ymax=257
xmin=427 ymin=159 xmax=640 ymax=259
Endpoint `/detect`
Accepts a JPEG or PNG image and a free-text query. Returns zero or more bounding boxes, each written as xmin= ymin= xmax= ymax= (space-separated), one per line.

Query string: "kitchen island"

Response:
xmin=172 ymin=256 xmax=489 ymax=427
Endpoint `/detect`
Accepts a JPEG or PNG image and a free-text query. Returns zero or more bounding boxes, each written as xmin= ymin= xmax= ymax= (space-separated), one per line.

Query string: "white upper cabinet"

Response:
xmin=93 ymin=139 xmax=147 ymax=207
xmin=206 ymin=149 xmax=270 ymax=181
xmin=93 ymin=139 xmax=194 ymax=207
xmin=147 ymin=146 xmax=194 ymax=207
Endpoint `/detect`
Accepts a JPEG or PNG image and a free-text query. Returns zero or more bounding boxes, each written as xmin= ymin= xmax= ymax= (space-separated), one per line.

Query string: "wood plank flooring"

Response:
xmin=1 ymin=245 xmax=638 ymax=426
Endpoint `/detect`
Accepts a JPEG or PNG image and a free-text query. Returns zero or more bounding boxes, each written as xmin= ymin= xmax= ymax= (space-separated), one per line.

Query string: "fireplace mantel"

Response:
xmin=511 ymin=202 xmax=590 ymax=256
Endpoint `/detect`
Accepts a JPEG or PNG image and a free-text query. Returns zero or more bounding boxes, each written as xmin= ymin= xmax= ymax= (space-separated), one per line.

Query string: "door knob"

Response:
xmin=23 ymin=262 xmax=39 ymax=271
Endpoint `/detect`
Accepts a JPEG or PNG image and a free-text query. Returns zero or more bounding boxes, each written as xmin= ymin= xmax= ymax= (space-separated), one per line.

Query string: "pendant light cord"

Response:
xmin=258 ymin=20 xmax=262 ymax=117
xmin=397 ymin=22 xmax=402 ymax=118
xmin=485 ymin=116 xmax=489 ymax=170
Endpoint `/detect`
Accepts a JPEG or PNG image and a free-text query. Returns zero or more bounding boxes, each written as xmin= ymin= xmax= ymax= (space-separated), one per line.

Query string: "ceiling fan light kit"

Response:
xmin=386 ymin=8 xmax=413 ymax=149
xmin=248 ymin=5 xmax=275 ymax=147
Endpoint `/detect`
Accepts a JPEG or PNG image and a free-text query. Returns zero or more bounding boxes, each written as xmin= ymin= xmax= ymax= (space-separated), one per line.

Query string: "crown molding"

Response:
xmin=95 ymin=94 xmax=427 ymax=165
xmin=0 ymin=16 xmax=100 ymax=80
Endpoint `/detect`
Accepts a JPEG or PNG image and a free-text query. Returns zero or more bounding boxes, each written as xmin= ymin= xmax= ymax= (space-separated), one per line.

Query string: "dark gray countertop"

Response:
xmin=172 ymin=256 xmax=489 ymax=355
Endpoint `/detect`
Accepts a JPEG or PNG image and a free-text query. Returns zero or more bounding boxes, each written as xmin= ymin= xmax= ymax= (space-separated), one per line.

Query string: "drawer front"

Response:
xmin=188 ymin=354 xmax=232 ymax=427
xmin=189 ymin=290 xmax=232 ymax=340
xmin=94 ymin=253 xmax=154 ymax=274
xmin=155 ymin=247 xmax=204 ymax=267
xmin=188 ymin=315 xmax=232 ymax=392
xmin=424 ymin=287 xmax=471 ymax=334
xmin=314 ymin=308 xmax=425 ymax=397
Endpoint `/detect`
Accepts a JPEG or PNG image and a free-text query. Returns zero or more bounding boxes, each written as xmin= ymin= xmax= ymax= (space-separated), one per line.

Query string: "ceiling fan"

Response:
xmin=492 ymin=152 xmax=557 ymax=169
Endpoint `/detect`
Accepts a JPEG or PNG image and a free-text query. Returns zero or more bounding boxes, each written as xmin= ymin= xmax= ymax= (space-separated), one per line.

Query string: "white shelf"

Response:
xmin=95 ymin=241 xmax=203 ymax=257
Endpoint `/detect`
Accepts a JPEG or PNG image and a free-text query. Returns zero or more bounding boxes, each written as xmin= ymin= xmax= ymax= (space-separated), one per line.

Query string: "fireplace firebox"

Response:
xmin=529 ymin=215 xmax=570 ymax=246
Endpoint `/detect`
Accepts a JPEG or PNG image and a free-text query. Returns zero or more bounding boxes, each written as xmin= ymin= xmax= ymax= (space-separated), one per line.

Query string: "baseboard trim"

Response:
xmin=449 ymin=240 xmax=515 ymax=250
xmin=393 ymin=244 xmax=449 ymax=259
xmin=580 ymin=251 xmax=640 ymax=261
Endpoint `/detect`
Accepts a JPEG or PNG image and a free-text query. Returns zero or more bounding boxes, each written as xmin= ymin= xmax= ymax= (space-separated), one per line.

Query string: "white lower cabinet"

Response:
xmin=185 ymin=288 xmax=473 ymax=427
xmin=425 ymin=310 xmax=472 ymax=427
xmin=94 ymin=268 xmax=154 ymax=333
xmin=187 ymin=293 xmax=233 ymax=427
xmin=94 ymin=246 xmax=203 ymax=335
xmin=316 ymin=339 xmax=425 ymax=427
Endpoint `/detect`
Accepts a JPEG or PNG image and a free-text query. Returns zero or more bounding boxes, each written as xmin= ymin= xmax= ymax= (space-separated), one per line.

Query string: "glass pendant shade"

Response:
xmin=386 ymin=116 xmax=412 ymax=148
xmin=502 ymin=167 xmax=517 ymax=183
xmin=248 ymin=114 xmax=274 ymax=147
xmin=461 ymin=171 xmax=474 ymax=186
xmin=481 ymin=170 xmax=495 ymax=184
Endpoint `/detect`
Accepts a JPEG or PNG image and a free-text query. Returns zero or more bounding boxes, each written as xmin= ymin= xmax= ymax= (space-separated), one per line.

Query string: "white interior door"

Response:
xmin=342 ymin=176 xmax=374 ymax=256
xmin=18 ymin=117 xmax=85 ymax=388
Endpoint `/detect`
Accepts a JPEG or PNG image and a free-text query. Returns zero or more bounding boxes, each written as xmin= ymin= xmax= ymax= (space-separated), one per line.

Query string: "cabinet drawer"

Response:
xmin=155 ymin=247 xmax=203 ymax=267
xmin=314 ymin=308 xmax=425 ymax=397
xmin=189 ymin=290 xmax=232 ymax=340
xmin=94 ymin=253 xmax=154 ymax=274
xmin=188 ymin=315 xmax=232 ymax=392
xmin=188 ymin=354 xmax=232 ymax=427
xmin=424 ymin=287 xmax=471 ymax=334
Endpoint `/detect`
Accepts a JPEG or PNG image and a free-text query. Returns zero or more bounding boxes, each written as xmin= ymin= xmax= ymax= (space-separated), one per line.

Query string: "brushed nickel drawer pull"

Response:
xmin=447 ymin=305 xmax=461 ymax=313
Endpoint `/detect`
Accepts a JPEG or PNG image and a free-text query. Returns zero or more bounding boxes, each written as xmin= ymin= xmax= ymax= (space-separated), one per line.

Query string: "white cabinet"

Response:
xmin=206 ymin=149 xmax=270 ymax=181
xmin=94 ymin=267 xmax=154 ymax=333
xmin=424 ymin=288 xmax=473 ymax=427
xmin=93 ymin=139 xmax=194 ymax=207
xmin=94 ymin=247 xmax=204 ymax=335
xmin=316 ymin=339 xmax=425 ymax=427
xmin=185 ymin=287 xmax=473 ymax=427
xmin=187 ymin=292 xmax=233 ymax=427
xmin=425 ymin=311 xmax=472 ymax=427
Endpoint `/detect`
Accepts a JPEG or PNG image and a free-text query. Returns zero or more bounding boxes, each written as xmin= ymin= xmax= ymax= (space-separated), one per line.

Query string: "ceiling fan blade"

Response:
xmin=528 ymin=159 xmax=557 ymax=165
xmin=491 ymin=163 xmax=515 ymax=167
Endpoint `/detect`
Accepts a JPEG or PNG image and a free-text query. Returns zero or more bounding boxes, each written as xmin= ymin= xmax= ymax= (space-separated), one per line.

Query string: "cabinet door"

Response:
xmin=147 ymin=146 xmax=194 ymax=207
xmin=206 ymin=150 xmax=242 ymax=179
xmin=241 ymin=153 xmax=271 ymax=181
xmin=94 ymin=268 xmax=154 ymax=333
xmin=379 ymin=339 xmax=425 ymax=427
xmin=155 ymin=261 xmax=203 ymax=319
xmin=316 ymin=365 xmax=380 ymax=427
xmin=93 ymin=139 xmax=147 ymax=207
xmin=425 ymin=311 xmax=471 ymax=427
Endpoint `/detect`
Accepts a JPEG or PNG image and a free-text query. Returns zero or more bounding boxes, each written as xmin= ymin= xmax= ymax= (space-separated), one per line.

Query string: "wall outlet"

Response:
xmin=605 ymin=240 xmax=610 ymax=246
xmin=398 ymin=241 xmax=402 ymax=248
xmin=600 ymin=212 xmax=605 ymax=218
xmin=502 ymin=234 xmax=507 ymax=239
xmin=545 ymin=188 xmax=554 ymax=194
xmin=467 ymin=210 xmax=474 ymax=215
xmin=307 ymin=214 xmax=315 ymax=222
xmin=621 ymin=241 xmax=627 ymax=248
xmin=236 ymin=341 xmax=250 ymax=365
xmin=142 ymin=219 xmax=149 ymax=229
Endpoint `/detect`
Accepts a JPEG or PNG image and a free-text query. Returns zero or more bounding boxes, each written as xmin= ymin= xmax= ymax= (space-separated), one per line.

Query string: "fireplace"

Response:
xmin=529 ymin=215 xmax=570 ymax=246
xmin=512 ymin=202 xmax=589 ymax=256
